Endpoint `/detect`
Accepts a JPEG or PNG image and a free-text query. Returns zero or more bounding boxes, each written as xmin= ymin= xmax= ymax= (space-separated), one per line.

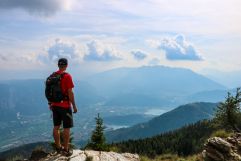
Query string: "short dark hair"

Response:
xmin=58 ymin=58 xmax=68 ymax=66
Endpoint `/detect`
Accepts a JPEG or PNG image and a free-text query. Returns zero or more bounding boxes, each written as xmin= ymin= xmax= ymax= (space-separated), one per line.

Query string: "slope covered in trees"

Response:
xmin=111 ymin=88 xmax=241 ymax=159
xmin=106 ymin=102 xmax=217 ymax=142
xmin=112 ymin=120 xmax=215 ymax=158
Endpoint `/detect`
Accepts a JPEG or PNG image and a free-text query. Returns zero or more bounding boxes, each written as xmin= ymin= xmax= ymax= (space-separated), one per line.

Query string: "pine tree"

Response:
xmin=214 ymin=88 xmax=241 ymax=132
xmin=86 ymin=113 xmax=108 ymax=151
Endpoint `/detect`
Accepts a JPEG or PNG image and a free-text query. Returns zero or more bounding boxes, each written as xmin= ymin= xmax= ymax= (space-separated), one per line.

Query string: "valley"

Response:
xmin=0 ymin=104 xmax=162 ymax=152
xmin=0 ymin=66 xmax=231 ymax=153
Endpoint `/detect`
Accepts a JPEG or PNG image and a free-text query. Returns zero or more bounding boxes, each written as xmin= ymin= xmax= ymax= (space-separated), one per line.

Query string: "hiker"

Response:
xmin=46 ymin=58 xmax=77 ymax=156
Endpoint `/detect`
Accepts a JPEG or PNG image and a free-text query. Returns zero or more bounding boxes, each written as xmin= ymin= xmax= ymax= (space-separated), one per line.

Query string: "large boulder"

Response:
xmin=203 ymin=133 xmax=241 ymax=161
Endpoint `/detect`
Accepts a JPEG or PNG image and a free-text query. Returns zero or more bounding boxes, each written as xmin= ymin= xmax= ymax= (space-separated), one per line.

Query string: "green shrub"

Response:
xmin=140 ymin=154 xmax=203 ymax=161
xmin=33 ymin=145 xmax=45 ymax=151
xmin=6 ymin=155 xmax=24 ymax=161
xmin=211 ymin=129 xmax=232 ymax=138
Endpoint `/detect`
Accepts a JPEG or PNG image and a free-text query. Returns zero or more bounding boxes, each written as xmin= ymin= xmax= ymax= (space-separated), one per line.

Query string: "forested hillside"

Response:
xmin=106 ymin=102 xmax=217 ymax=142
xmin=111 ymin=120 xmax=215 ymax=158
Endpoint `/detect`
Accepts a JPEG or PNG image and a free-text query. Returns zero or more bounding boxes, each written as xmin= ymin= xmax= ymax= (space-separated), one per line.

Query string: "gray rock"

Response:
xmin=39 ymin=150 xmax=140 ymax=161
xmin=203 ymin=133 xmax=241 ymax=161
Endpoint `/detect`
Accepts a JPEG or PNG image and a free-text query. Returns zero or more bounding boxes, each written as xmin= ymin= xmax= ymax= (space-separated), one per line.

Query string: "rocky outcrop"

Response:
xmin=202 ymin=133 xmax=241 ymax=161
xmin=32 ymin=149 xmax=140 ymax=161
xmin=30 ymin=149 xmax=48 ymax=161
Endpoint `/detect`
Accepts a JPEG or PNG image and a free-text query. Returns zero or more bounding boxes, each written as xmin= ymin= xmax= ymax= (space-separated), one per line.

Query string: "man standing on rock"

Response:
xmin=46 ymin=58 xmax=77 ymax=156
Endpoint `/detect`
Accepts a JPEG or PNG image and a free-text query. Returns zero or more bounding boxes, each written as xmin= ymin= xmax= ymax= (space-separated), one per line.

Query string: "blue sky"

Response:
xmin=0 ymin=0 xmax=241 ymax=80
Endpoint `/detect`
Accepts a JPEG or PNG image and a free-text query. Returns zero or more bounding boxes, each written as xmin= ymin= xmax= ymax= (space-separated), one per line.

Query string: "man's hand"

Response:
xmin=48 ymin=102 xmax=52 ymax=110
xmin=68 ymin=88 xmax=77 ymax=113
xmin=73 ymin=105 xmax=78 ymax=113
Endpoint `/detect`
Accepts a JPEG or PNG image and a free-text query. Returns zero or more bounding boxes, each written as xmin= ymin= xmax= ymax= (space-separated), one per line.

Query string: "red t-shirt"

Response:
xmin=51 ymin=70 xmax=74 ymax=109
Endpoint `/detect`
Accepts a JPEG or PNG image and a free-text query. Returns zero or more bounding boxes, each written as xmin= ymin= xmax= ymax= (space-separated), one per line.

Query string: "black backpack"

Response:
xmin=45 ymin=72 xmax=68 ymax=103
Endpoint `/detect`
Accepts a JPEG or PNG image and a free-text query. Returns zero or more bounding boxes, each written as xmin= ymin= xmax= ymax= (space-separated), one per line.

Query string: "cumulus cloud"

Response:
xmin=131 ymin=50 xmax=147 ymax=61
xmin=44 ymin=39 xmax=79 ymax=61
xmin=154 ymin=35 xmax=203 ymax=61
xmin=84 ymin=40 xmax=122 ymax=62
xmin=0 ymin=0 xmax=70 ymax=16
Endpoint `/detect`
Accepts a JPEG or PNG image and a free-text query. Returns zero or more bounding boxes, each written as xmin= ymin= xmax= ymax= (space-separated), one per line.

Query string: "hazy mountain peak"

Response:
xmin=85 ymin=66 xmax=226 ymax=104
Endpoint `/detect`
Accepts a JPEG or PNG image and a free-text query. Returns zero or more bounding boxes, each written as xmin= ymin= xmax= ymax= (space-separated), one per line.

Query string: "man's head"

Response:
xmin=58 ymin=58 xmax=68 ymax=70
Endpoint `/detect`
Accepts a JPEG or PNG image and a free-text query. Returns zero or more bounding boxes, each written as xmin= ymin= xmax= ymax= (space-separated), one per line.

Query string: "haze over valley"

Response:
xmin=0 ymin=65 xmax=237 ymax=152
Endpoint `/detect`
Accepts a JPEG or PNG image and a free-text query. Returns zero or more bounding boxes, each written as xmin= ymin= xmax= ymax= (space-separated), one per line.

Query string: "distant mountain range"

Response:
xmin=185 ymin=89 xmax=228 ymax=103
xmin=85 ymin=66 xmax=226 ymax=107
xmin=202 ymin=69 xmax=241 ymax=88
xmin=106 ymin=102 xmax=218 ymax=142
xmin=0 ymin=80 xmax=47 ymax=121
xmin=87 ymin=66 xmax=226 ymax=96
xmin=0 ymin=66 xmax=227 ymax=121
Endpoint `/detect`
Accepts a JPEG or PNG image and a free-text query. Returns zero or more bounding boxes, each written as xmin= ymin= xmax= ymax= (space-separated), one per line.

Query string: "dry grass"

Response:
xmin=140 ymin=153 xmax=204 ymax=161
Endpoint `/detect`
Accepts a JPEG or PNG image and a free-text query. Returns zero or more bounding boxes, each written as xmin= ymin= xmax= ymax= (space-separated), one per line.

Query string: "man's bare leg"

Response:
xmin=53 ymin=126 xmax=61 ymax=148
xmin=63 ymin=128 xmax=70 ymax=151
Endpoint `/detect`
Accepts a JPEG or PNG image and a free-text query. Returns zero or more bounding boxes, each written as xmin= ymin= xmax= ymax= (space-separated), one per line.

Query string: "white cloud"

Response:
xmin=32 ymin=37 xmax=124 ymax=65
xmin=35 ymin=38 xmax=83 ymax=65
xmin=151 ymin=35 xmax=203 ymax=61
xmin=84 ymin=40 xmax=122 ymax=62
xmin=47 ymin=39 xmax=79 ymax=60
xmin=131 ymin=50 xmax=147 ymax=61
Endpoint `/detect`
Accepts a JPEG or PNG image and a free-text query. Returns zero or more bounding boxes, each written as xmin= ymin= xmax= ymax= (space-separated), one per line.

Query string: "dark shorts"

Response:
xmin=52 ymin=106 xmax=73 ymax=128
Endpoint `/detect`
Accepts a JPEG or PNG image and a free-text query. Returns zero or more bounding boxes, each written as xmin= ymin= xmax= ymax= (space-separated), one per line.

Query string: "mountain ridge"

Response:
xmin=86 ymin=65 xmax=226 ymax=106
xmin=106 ymin=102 xmax=218 ymax=142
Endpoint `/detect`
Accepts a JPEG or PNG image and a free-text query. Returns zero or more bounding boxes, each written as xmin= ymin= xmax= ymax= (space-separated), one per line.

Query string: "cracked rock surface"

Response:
xmin=37 ymin=150 xmax=140 ymax=161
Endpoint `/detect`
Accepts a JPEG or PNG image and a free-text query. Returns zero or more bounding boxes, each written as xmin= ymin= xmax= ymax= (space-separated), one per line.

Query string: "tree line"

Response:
xmin=110 ymin=88 xmax=241 ymax=158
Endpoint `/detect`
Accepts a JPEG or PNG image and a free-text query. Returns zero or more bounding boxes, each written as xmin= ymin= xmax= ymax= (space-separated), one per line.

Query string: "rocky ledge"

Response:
xmin=202 ymin=133 xmax=241 ymax=161
xmin=30 ymin=149 xmax=140 ymax=161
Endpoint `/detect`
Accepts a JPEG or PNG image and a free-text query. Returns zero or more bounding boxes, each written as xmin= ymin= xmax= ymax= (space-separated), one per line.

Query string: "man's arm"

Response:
xmin=68 ymin=88 xmax=77 ymax=113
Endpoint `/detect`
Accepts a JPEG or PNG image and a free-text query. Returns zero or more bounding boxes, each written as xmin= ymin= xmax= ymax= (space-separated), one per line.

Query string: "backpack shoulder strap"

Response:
xmin=60 ymin=72 xmax=67 ymax=78
xmin=50 ymin=72 xmax=57 ymax=77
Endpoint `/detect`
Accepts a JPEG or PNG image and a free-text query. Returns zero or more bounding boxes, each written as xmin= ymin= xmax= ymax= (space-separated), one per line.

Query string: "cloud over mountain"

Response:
xmin=47 ymin=39 xmax=79 ymax=61
xmin=0 ymin=0 xmax=69 ymax=16
xmin=150 ymin=35 xmax=203 ymax=61
xmin=84 ymin=40 xmax=122 ymax=62
xmin=131 ymin=50 xmax=147 ymax=61
xmin=38 ymin=39 xmax=81 ymax=63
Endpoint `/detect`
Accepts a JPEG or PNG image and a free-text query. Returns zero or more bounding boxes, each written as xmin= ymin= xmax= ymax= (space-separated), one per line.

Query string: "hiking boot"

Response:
xmin=61 ymin=149 xmax=73 ymax=157
xmin=56 ymin=146 xmax=64 ymax=153
xmin=50 ymin=146 xmax=63 ymax=156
